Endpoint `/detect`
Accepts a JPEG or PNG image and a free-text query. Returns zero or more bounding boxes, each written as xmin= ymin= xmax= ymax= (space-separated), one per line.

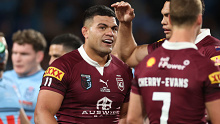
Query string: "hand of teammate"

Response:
xmin=111 ymin=1 xmax=135 ymax=23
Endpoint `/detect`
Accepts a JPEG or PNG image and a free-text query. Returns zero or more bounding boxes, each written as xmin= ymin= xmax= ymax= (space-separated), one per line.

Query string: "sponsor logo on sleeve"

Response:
xmin=146 ymin=57 xmax=156 ymax=67
xmin=208 ymin=71 xmax=220 ymax=84
xmin=210 ymin=55 xmax=220 ymax=66
xmin=43 ymin=67 xmax=65 ymax=81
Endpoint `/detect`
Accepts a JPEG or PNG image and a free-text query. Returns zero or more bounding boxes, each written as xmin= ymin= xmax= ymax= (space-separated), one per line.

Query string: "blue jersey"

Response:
xmin=0 ymin=77 xmax=21 ymax=124
xmin=3 ymin=70 xmax=45 ymax=124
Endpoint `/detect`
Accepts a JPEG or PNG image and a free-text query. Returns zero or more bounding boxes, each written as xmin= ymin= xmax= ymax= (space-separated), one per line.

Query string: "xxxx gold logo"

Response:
xmin=208 ymin=71 xmax=220 ymax=84
xmin=44 ymin=67 xmax=65 ymax=81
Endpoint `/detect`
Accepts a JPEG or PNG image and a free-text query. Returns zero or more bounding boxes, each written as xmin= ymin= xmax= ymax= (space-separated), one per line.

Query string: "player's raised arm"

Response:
xmin=111 ymin=1 xmax=149 ymax=67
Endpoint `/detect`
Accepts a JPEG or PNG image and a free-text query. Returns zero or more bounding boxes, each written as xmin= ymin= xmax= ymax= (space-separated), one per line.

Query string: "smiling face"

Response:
xmin=82 ymin=15 xmax=118 ymax=57
xmin=161 ymin=1 xmax=172 ymax=39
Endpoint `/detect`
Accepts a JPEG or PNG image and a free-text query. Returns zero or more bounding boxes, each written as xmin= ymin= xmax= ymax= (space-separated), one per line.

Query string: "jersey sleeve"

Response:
xmin=40 ymin=58 xmax=70 ymax=96
xmin=203 ymin=61 xmax=220 ymax=102
xmin=147 ymin=38 xmax=165 ymax=54
xmin=209 ymin=48 xmax=220 ymax=66
xmin=123 ymin=67 xmax=133 ymax=103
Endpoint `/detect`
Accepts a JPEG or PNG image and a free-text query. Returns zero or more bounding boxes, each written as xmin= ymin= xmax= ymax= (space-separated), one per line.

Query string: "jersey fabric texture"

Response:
xmin=148 ymin=29 xmax=220 ymax=65
xmin=41 ymin=45 xmax=132 ymax=124
xmin=132 ymin=40 xmax=220 ymax=123
xmin=0 ymin=77 xmax=21 ymax=124
xmin=3 ymin=70 xmax=45 ymax=124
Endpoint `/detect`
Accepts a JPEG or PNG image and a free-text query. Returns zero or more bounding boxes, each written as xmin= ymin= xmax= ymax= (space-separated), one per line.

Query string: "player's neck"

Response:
xmin=83 ymin=45 xmax=109 ymax=67
xmin=169 ymin=27 xmax=197 ymax=43
xmin=18 ymin=65 xmax=42 ymax=77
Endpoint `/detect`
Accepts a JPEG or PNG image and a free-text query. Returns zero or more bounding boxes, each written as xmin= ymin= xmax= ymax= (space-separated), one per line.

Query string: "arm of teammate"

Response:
xmin=34 ymin=90 xmax=64 ymax=124
xmin=205 ymin=99 xmax=220 ymax=124
xmin=118 ymin=102 xmax=129 ymax=124
xmin=111 ymin=2 xmax=149 ymax=67
xmin=127 ymin=92 xmax=145 ymax=124
xmin=19 ymin=108 xmax=30 ymax=124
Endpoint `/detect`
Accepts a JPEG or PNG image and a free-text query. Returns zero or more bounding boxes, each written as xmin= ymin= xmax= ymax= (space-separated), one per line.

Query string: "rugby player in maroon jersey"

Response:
xmin=113 ymin=0 xmax=220 ymax=123
xmin=34 ymin=5 xmax=132 ymax=124
xmin=112 ymin=0 xmax=220 ymax=68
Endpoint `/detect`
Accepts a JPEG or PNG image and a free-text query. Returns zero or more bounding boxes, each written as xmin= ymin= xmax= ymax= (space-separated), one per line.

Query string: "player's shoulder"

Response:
xmin=52 ymin=49 xmax=82 ymax=67
xmin=156 ymin=38 xmax=166 ymax=43
xmin=201 ymin=35 xmax=220 ymax=46
xmin=111 ymin=54 xmax=129 ymax=68
xmin=4 ymin=69 xmax=15 ymax=74
xmin=147 ymin=38 xmax=166 ymax=54
xmin=3 ymin=70 xmax=17 ymax=78
xmin=191 ymin=52 xmax=219 ymax=77
xmin=136 ymin=47 xmax=163 ymax=68
xmin=111 ymin=54 xmax=132 ymax=75
xmin=151 ymin=38 xmax=166 ymax=46
xmin=190 ymin=51 xmax=216 ymax=67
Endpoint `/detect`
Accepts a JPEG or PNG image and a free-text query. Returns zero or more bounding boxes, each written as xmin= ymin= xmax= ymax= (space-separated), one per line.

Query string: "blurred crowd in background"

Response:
xmin=0 ymin=0 xmax=220 ymax=70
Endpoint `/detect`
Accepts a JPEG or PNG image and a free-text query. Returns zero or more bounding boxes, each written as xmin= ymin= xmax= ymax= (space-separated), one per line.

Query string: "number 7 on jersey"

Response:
xmin=152 ymin=92 xmax=171 ymax=124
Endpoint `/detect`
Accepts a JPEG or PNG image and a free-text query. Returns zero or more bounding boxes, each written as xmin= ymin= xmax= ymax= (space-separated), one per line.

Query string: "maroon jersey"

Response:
xmin=132 ymin=40 xmax=220 ymax=123
xmin=147 ymin=38 xmax=165 ymax=54
xmin=147 ymin=29 xmax=220 ymax=66
xmin=196 ymin=35 xmax=220 ymax=65
xmin=41 ymin=46 xmax=132 ymax=124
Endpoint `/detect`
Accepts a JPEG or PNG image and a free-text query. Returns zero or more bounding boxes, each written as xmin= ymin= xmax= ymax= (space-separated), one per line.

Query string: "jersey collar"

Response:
xmin=162 ymin=40 xmax=198 ymax=50
xmin=195 ymin=29 xmax=211 ymax=44
xmin=78 ymin=45 xmax=112 ymax=67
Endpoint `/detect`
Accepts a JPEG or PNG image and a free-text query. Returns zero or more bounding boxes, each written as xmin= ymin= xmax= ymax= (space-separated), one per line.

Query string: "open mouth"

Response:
xmin=103 ymin=39 xmax=113 ymax=44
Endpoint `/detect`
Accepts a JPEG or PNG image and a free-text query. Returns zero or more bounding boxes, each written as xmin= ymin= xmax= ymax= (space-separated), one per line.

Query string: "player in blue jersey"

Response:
xmin=3 ymin=29 xmax=47 ymax=124
xmin=0 ymin=32 xmax=30 ymax=124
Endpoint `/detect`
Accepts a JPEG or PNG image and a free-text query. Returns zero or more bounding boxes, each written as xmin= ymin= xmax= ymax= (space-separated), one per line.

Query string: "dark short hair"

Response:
xmin=12 ymin=29 xmax=47 ymax=52
xmin=51 ymin=33 xmax=83 ymax=52
xmin=82 ymin=5 xmax=115 ymax=26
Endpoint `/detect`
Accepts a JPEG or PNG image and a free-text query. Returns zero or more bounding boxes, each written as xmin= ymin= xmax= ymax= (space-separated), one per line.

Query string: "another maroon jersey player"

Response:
xmin=34 ymin=5 xmax=132 ymax=124
xmin=148 ymin=29 xmax=220 ymax=66
xmin=121 ymin=0 xmax=220 ymax=123
xmin=132 ymin=40 xmax=220 ymax=123
xmin=40 ymin=46 xmax=132 ymax=123
xmin=112 ymin=0 xmax=220 ymax=68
